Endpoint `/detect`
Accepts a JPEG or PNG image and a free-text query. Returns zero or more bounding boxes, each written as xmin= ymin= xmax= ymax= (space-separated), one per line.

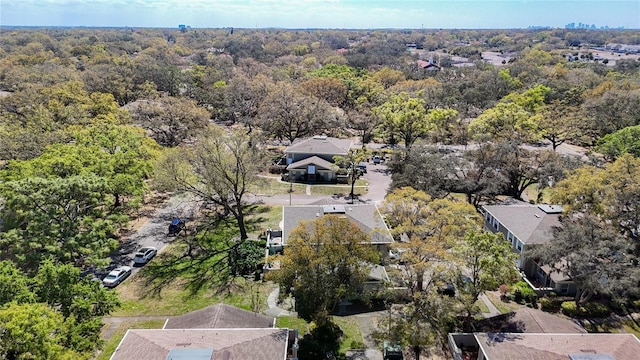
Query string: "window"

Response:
xmin=516 ymin=240 xmax=523 ymax=252
xmin=560 ymin=283 xmax=569 ymax=294
xmin=507 ymin=232 xmax=514 ymax=244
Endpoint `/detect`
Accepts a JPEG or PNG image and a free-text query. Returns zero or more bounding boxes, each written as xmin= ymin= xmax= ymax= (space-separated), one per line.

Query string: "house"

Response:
xmin=110 ymin=328 xmax=293 ymax=360
xmin=448 ymin=332 xmax=640 ymax=360
xmin=276 ymin=203 xmax=394 ymax=253
xmin=109 ymin=304 xmax=298 ymax=360
xmin=482 ymin=203 xmax=574 ymax=295
xmin=416 ymin=54 xmax=441 ymax=71
xmin=163 ymin=303 xmax=275 ymax=329
xmin=473 ymin=307 xmax=585 ymax=334
xmin=284 ymin=135 xmax=353 ymax=183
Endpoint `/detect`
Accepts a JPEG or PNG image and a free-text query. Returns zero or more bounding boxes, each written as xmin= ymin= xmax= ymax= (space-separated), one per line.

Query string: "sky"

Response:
xmin=1 ymin=0 xmax=639 ymax=29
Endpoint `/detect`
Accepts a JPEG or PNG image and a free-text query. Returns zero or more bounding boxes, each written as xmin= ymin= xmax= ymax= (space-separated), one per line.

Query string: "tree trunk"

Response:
xmin=413 ymin=345 xmax=421 ymax=360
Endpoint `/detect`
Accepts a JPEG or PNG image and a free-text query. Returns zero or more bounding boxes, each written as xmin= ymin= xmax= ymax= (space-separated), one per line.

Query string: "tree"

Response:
xmin=0 ymin=175 xmax=120 ymax=270
xmin=140 ymin=221 xmax=264 ymax=295
xmin=469 ymin=85 xmax=550 ymax=142
xmin=154 ymin=125 xmax=266 ymax=240
xmin=552 ymin=154 xmax=640 ymax=250
xmin=257 ymin=83 xmax=337 ymax=143
xmin=381 ymin=187 xmax=480 ymax=292
xmin=388 ymin=146 xmax=458 ymax=199
xmin=453 ymin=230 xmax=518 ymax=319
xmin=332 ymin=148 xmax=368 ymax=200
xmin=0 ymin=302 xmax=83 ymax=360
xmin=345 ymin=100 xmax=382 ymax=147
xmin=596 ymin=124 xmax=640 ymax=161
xmin=375 ymin=292 xmax=458 ymax=360
xmin=535 ymin=215 xmax=639 ymax=305
xmin=373 ymin=92 xmax=433 ymax=150
xmin=267 ymin=215 xmax=379 ymax=322
xmin=128 ymin=95 xmax=211 ymax=147
xmin=539 ymin=101 xmax=583 ymax=151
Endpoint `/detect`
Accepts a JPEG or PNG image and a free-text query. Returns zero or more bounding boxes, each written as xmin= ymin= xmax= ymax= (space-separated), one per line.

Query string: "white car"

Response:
xmin=133 ymin=246 xmax=158 ymax=265
xmin=102 ymin=266 xmax=132 ymax=288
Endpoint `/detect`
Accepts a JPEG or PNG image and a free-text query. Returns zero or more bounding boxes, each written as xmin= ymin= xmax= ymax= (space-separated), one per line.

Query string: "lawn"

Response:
xmin=245 ymin=204 xmax=283 ymax=237
xmin=276 ymin=315 xmax=312 ymax=336
xmin=112 ymin=276 xmax=276 ymax=317
xmin=97 ymin=319 xmax=165 ymax=360
xmin=250 ymin=176 xmax=306 ymax=196
xmin=333 ymin=316 xmax=365 ymax=353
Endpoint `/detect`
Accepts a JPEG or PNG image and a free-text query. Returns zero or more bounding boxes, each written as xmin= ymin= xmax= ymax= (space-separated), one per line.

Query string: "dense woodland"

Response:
xmin=1 ymin=26 xmax=640 ymax=358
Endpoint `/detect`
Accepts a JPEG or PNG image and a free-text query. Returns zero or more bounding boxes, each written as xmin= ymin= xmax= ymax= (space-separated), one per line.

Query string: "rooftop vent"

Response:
xmin=167 ymin=348 xmax=214 ymax=360
xmin=323 ymin=205 xmax=346 ymax=214
xmin=313 ymin=135 xmax=328 ymax=140
xmin=538 ymin=204 xmax=563 ymax=214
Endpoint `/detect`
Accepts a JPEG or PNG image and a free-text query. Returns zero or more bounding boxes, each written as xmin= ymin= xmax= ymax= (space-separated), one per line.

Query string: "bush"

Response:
xmin=511 ymin=281 xmax=537 ymax=305
xmin=540 ymin=296 xmax=562 ymax=312
xmin=561 ymin=301 xmax=578 ymax=317
xmin=350 ymin=340 xmax=365 ymax=349
xmin=561 ymin=301 xmax=610 ymax=318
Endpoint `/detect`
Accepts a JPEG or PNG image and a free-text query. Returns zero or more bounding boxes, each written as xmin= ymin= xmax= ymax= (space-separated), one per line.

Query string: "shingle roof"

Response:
xmin=483 ymin=204 xmax=563 ymax=245
xmin=285 ymin=136 xmax=352 ymax=156
xmin=110 ymin=328 xmax=289 ymax=360
xmin=475 ymin=333 xmax=640 ymax=360
xmin=163 ymin=303 xmax=274 ymax=329
xmin=286 ymin=156 xmax=335 ymax=170
xmin=282 ymin=204 xmax=393 ymax=245
xmin=474 ymin=308 xmax=585 ymax=334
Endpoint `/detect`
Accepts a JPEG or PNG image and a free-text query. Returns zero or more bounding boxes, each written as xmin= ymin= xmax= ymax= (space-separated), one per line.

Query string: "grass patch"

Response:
xmin=475 ymin=298 xmax=490 ymax=314
xmin=97 ymin=319 xmax=165 ymax=360
xmin=113 ymin=276 xmax=275 ymax=317
xmin=276 ymin=315 xmax=311 ymax=336
xmin=485 ymin=292 xmax=522 ymax=314
xmin=245 ymin=204 xmax=283 ymax=237
xmin=523 ymin=185 xmax=552 ymax=204
xmin=333 ymin=316 xmax=365 ymax=353
xmin=250 ymin=177 xmax=306 ymax=196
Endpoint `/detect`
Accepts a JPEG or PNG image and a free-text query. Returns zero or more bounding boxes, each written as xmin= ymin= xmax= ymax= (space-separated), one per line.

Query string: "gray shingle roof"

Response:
xmin=286 ymin=155 xmax=335 ymax=170
xmin=282 ymin=204 xmax=393 ymax=245
xmin=110 ymin=328 xmax=289 ymax=360
xmin=474 ymin=307 xmax=585 ymax=334
xmin=483 ymin=204 xmax=563 ymax=245
xmin=475 ymin=333 xmax=640 ymax=360
xmin=285 ymin=136 xmax=352 ymax=156
xmin=163 ymin=303 xmax=274 ymax=329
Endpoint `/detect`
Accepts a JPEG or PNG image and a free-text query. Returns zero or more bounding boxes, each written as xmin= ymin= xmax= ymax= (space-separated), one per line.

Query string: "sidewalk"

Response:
xmin=480 ymin=293 xmax=501 ymax=318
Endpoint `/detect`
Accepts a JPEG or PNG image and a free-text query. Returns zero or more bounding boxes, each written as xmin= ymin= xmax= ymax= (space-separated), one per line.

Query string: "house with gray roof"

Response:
xmin=449 ymin=332 xmax=640 ymax=360
xmin=284 ymin=135 xmax=353 ymax=183
xmin=109 ymin=304 xmax=297 ymax=360
xmin=110 ymin=328 xmax=293 ymax=360
xmin=279 ymin=203 xmax=393 ymax=250
xmin=163 ymin=303 xmax=275 ymax=329
xmin=482 ymin=203 xmax=574 ymax=295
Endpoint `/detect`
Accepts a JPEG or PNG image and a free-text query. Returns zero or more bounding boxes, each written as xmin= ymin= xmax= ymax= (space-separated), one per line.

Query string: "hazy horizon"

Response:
xmin=2 ymin=0 xmax=639 ymax=30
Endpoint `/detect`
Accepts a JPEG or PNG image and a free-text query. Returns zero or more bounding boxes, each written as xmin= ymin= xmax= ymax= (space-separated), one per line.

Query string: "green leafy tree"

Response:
xmin=381 ymin=188 xmax=480 ymax=292
xmin=454 ymin=230 xmax=518 ymax=319
xmin=596 ymin=124 xmax=640 ymax=161
xmin=374 ymin=92 xmax=433 ymax=150
xmin=0 ymin=302 xmax=83 ymax=360
xmin=0 ymin=175 xmax=120 ymax=270
xmin=469 ymin=85 xmax=550 ymax=142
xmin=267 ymin=214 xmax=379 ymax=323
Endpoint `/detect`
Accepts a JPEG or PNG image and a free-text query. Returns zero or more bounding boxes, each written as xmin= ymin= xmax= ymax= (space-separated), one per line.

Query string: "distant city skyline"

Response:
xmin=1 ymin=0 xmax=639 ymax=30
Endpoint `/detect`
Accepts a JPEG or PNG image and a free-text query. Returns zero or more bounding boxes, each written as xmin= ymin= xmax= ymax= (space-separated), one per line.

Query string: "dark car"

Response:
xmin=168 ymin=219 xmax=186 ymax=236
xmin=357 ymin=162 xmax=367 ymax=174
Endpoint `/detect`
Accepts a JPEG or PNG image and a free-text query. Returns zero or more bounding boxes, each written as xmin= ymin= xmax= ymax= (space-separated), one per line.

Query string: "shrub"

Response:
xmin=540 ymin=297 xmax=562 ymax=312
xmin=583 ymin=302 xmax=610 ymax=318
xmin=561 ymin=301 xmax=578 ymax=317
xmin=350 ymin=340 xmax=365 ymax=349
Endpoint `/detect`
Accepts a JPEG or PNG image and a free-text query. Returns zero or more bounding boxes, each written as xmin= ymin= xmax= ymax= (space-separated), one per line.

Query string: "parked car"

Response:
xmin=357 ymin=162 xmax=367 ymax=174
xmin=373 ymin=155 xmax=381 ymax=164
xmin=102 ymin=266 xmax=132 ymax=288
xmin=133 ymin=246 xmax=157 ymax=265
xmin=168 ymin=219 xmax=186 ymax=236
